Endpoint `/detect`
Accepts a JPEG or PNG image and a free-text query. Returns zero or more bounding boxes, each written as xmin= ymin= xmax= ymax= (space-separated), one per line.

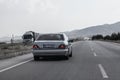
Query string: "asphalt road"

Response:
xmin=0 ymin=41 xmax=120 ymax=80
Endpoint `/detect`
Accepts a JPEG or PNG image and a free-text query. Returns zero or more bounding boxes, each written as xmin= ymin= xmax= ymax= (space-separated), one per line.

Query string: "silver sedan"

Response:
xmin=32 ymin=33 xmax=72 ymax=60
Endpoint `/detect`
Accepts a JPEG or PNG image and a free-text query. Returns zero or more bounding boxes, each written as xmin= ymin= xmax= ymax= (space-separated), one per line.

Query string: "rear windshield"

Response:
xmin=37 ymin=34 xmax=64 ymax=40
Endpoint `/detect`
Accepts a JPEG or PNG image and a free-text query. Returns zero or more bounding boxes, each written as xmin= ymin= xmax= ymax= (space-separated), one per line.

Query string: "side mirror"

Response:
xmin=68 ymin=40 xmax=73 ymax=43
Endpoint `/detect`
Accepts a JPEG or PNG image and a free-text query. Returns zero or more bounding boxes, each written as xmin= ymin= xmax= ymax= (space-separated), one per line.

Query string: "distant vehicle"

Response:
xmin=22 ymin=31 xmax=39 ymax=45
xmin=32 ymin=33 xmax=72 ymax=60
xmin=84 ymin=37 xmax=90 ymax=41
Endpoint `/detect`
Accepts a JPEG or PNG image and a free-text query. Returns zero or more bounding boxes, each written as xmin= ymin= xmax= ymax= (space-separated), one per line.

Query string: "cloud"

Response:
xmin=28 ymin=0 xmax=58 ymax=15
xmin=0 ymin=0 xmax=58 ymax=16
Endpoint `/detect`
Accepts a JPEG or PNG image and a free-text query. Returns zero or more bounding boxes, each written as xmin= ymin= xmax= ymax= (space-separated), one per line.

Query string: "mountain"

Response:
xmin=1 ymin=21 xmax=120 ymax=41
xmin=65 ymin=22 xmax=120 ymax=39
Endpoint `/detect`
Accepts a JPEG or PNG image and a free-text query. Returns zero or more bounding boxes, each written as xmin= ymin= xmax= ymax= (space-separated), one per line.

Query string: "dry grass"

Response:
xmin=0 ymin=43 xmax=32 ymax=59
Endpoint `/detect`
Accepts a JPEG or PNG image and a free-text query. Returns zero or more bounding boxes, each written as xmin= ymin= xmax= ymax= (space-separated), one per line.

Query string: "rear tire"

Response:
xmin=34 ymin=56 xmax=39 ymax=61
xmin=65 ymin=56 xmax=69 ymax=60
xmin=69 ymin=51 xmax=72 ymax=57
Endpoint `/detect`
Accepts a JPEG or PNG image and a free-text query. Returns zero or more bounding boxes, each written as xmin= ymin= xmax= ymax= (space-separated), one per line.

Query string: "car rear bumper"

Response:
xmin=32 ymin=49 xmax=69 ymax=57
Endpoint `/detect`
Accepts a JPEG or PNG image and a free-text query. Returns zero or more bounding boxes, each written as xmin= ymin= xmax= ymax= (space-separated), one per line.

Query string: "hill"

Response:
xmin=65 ymin=22 xmax=120 ymax=38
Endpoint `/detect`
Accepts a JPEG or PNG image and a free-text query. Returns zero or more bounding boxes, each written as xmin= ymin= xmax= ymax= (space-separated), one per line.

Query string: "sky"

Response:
xmin=0 ymin=0 xmax=120 ymax=37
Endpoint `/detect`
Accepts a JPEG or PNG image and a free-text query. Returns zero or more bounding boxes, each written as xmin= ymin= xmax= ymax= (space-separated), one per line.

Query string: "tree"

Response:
xmin=111 ymin=33 xmax=118 ymax=40
xmin=92 ymin=34 xmax=103 ymax=40
xmin=104 ymin=35 xmax=111 ymax=40
xmin=117 ymin=32 xmax=120 ymax=40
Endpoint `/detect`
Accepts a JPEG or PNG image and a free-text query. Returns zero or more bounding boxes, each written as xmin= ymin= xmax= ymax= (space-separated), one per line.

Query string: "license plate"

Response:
xmin=43 ymin=44 xmax=55 ymax=48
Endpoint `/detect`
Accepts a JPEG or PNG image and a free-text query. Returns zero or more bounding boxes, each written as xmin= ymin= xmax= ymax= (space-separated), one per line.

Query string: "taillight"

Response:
xmin=59 ymin=44 xmax=66 ymax=49
xmin=33 ymin=45 xmax=40 ymax=49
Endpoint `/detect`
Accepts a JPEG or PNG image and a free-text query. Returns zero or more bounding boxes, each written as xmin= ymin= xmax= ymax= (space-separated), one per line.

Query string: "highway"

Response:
xmin=0 ymin=41 xmax=120 ymax=80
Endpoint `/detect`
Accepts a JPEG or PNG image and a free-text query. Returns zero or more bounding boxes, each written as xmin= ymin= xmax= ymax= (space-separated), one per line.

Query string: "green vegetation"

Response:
xmin=0 ymin=43 xmax=32 ymax=59
xmin=92 ymin=32 xmax=120 ymax=41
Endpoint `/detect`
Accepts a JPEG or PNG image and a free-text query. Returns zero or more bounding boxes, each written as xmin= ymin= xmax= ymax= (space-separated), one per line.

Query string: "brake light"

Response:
xmin=33 ymin=45 xmax=40 ymax=49
xmin=59 ymin=44 xmax=66 ymax=49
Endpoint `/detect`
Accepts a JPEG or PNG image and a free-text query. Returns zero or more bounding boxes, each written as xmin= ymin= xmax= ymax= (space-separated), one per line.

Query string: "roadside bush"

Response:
xmin=0 ymin=43 xmax=32 ymax=55
xmin=1 ymin=46 xmax=9 ymax=49
xmin=92 ymin=32 xmax=120 ymax=41
xmin=92 ymin=34 xmax=103 ymax=40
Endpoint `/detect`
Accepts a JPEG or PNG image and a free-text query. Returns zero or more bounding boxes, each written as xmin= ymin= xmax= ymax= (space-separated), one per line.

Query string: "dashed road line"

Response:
xmin=93 ymin=52 xmax=97 ymax=56
xmin=90 ymin=47 xmax=97 ymax=56
xmin=0 ymin=59 xmax=33 ymax=73
xmin=98 ymin=64 xmax=109 ymax=79
xmin=91 ymin=47 xmax=94 ymax=51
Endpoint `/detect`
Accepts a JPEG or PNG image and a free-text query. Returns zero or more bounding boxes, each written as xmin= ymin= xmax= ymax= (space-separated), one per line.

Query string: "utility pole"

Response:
xmin=11 ymin=34 xmax=14 ymax=50
xmin=11 ymin=34 xmax=14 ymax=44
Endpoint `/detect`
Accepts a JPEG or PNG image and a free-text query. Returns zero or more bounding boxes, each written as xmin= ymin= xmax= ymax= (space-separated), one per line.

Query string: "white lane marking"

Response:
xmin=0 ymin=59 xmax=33 ymax=73
xmin=93 ymin=52 xmax=97 ymax=56
xmin=98 ymin=64 xmax=109 ymax=78
xmin=91 ymin=47 xmax=93 ymax=51
xmin=90 ymin=47 xmax=97 ymax=56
